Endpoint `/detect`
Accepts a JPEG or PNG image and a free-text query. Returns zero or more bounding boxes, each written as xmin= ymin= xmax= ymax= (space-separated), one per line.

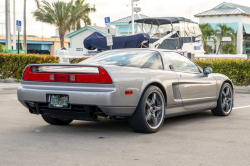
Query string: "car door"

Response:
xmin=163 ymin=52 xmax=217 ymax=111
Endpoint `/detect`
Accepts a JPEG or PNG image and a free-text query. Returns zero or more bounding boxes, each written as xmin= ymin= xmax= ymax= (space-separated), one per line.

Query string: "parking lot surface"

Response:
xmin=0 ymin=85 xmax=250 ymax=166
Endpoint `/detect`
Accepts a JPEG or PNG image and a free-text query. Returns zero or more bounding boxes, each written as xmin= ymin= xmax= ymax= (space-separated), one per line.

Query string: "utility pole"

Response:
xmin=13 ymin=0 xmax=16 ymax=50
xmin=5 ymin=0 xmax=7 ymax=45
xmin=5 ymin=0 xmax=11 ymax=50
xmin=23 ymin=0 xmax=27 ymax=53
xmin=131 ymin=0 xmax=134 ymax=35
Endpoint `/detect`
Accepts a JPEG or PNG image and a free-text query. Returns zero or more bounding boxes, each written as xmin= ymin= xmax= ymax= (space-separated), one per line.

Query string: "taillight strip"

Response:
xmin=22 ymin=65 xmax=112 ymax=84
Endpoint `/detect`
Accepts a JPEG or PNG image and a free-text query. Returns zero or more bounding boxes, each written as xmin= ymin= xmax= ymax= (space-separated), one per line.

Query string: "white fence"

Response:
xmin=54 ymin=48 xmax=98 ymax=63
xmin=195 ymin=54 xmax=248 ymax=60
xmin=54 ymin=47 xmax=89 ymax=57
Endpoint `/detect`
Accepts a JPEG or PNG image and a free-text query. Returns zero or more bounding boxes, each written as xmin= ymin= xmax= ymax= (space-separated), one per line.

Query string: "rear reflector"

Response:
xmin=125 ymin=91 xmax=133 ymax=95
xmin=69 ymin=74 xmax=76 ymax=82
xmin=22 ymin=65 xmax=112 ymax=84
xmin=49 ymin=74 xmax=55 ymax=81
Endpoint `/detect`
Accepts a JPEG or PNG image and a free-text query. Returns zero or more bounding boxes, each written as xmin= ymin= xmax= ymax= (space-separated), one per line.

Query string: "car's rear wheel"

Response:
xmin=128 ymin=86 xmax=165 ymax=133
xmin=212 ymin=83 xmax=233 ymax=116
xmin=41 ymin=115 xmax=73 ymax=125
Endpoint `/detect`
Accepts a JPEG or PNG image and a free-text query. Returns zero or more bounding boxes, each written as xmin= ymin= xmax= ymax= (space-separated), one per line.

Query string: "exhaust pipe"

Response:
xmin=93 ymin=113 xmax=107 ymax=121
xmin=29 ymin=108 xmax=39 ymax=114
xmin=29 ymin=108 xmax=34 ymax=114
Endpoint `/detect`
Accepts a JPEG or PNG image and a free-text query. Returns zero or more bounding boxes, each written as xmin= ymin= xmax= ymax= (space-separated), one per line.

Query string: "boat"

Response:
xmin=129 ymin=17 xmax=205 ymax=58
xmin=84 ymin=17 xmax=205 ymax=58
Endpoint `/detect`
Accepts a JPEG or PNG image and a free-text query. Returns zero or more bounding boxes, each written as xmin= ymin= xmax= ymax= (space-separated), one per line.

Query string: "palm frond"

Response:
xmin=34 ymin=0 xmax=40 ymax=8
xmin=71 ymin=0 xmax=96 ymax=30
xmin=32 ymin=0 xmax=78 ymax=47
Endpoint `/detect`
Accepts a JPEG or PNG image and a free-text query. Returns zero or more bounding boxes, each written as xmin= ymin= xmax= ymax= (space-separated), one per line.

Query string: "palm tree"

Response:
xmin=199 ymin=23 xmax=217 ymax=54
xmin=24 ymin=0 xmax=40 ymax=53
xmin=72 ymin=0 xmax=96 ymax=31
xmin=216 ymin=24 xmax=235 ymax=54
xmin=32 ymin=0 xmax=83 ymax=48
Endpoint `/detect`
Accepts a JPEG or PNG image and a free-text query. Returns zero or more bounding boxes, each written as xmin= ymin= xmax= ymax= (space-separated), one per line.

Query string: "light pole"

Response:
xmin=5 ymin=0 xmax=12 ymax=48
xmin=131 ymin=0 xmax=140 ymax=35
xmin=131 ymin=0 xmax=134 ymax=35
xmin=13 ymin=0 xmax=16 ymax=50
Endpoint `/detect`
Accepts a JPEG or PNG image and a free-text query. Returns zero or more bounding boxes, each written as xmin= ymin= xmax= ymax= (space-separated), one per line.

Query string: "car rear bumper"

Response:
xmin=17 ymin=83 xmax=136 ymax=118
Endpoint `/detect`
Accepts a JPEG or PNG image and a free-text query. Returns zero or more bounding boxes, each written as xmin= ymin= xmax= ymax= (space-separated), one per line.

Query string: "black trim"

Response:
xmin=25 ymin=101 xmax=104 ymax=121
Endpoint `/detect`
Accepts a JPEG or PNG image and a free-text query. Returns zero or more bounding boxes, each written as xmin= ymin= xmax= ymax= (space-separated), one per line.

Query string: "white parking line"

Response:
xmin=233 ymin=105 xmax=250 ymax=110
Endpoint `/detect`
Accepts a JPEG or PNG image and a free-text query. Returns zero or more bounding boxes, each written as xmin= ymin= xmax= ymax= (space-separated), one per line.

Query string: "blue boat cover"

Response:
xmin=84 ymin=32 xmax=150 ymax=50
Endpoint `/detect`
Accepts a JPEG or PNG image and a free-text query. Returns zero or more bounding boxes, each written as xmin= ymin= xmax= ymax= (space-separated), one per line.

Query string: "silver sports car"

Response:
xmin=17 ymin=49 xmax=234 ymax=133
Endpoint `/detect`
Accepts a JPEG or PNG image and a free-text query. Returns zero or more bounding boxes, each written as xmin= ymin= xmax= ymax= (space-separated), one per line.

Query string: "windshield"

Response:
xmin=80 ymin=50 xmax=163 ymax=69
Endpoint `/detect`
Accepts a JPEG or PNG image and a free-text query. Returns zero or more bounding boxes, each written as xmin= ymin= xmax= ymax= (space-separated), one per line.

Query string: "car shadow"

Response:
xmin=33 ymin=110 xmax=224 ymax=137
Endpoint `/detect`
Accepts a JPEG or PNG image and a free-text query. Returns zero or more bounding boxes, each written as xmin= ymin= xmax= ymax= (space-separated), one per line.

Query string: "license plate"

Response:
xmin=49 ymin=95 xmax=69 ymax=108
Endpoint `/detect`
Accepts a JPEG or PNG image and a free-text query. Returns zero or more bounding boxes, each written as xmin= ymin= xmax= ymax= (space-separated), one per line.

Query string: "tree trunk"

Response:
xmin=218 ymin=42 xmax=222 ymax=54
xmin=76 ymin=21 xmax=81 ymax=30
xmin=23 ymin=0 xmax=27 ymax=53
xmin=203 ymin=41 xmax=208 ymax=54
xmin=206 ymin=42 xmax=210 ymax=54
xmin=216 ymin=37 xmax=222 ymax=54
xmin=203 ymin=42 xmax=206 ymax=53
xmin=59 ymin=31 xmax=65 ymax=48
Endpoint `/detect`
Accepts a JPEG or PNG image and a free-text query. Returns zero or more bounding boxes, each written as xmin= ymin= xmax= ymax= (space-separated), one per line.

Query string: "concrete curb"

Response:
xmin=0 ymin=82 xmax=21 ymax=91
xmin=235 ymin=86 xmax=250 ymax=94
xmin=0 ymin=78 xmax=19 ymax=83
xmin=0 ymin=88 xmax=18 ymax=91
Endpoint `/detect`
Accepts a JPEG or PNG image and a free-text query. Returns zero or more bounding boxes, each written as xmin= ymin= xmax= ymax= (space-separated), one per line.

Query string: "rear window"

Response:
xmin=80 ymin=51 xmax=163 ymax=69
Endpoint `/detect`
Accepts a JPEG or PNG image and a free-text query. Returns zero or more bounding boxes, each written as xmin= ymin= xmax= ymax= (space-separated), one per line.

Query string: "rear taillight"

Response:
xmin=22 ymin=66 xmax=112 ymax=84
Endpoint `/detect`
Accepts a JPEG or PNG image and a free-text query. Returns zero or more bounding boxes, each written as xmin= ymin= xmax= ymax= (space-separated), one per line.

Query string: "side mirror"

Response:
xmin=169 ymin=65 xmax=174 ymax=70
xmin=203 ymin=67 xmax=212 ymax=76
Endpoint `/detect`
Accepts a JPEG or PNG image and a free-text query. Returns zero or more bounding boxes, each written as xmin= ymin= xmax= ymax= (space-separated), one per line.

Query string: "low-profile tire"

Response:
xmin=212 ymin=83 xmax=233 ymax=116
xmin=41 ymin=115 xmax=73 ymax=125
xmin=128 ymin=85 xmax=166 ymax=133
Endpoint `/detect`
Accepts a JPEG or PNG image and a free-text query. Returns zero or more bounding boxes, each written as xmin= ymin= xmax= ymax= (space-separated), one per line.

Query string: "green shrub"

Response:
xmin=0 ymin=44 xmax=3 ymax=53
xmin=0 ymin=53 xmax=59 ymax=79
xmin=70 ymin=57 xmax=89 ymax=64
xmin=194 ymin=59 xmax=250 ymax=86
xmin=221 ymin=43 xmax=237 ymax=54
xmin=2 ymin=45 xmax=8 ymax=53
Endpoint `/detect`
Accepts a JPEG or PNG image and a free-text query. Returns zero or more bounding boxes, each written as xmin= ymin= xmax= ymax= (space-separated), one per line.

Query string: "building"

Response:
xmin=65 ymin=25 xmax=115 ymax=56
xmin=195 ymin=2 xmax=250 ymax=55
xmin=111 ymin=14 xmax=149 ymax=36
xmin=0 ymin=36 xmax=69 ymax=56
xmin=67 ymin=25 xmax=115 ymax=48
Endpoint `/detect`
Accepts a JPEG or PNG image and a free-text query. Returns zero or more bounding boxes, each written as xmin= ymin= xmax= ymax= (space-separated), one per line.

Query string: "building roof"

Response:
xmin=194 ymin=2 xmax=250 ymax=17
xmin=111 ymin=14 xmax=149 ymax=24
xmin=89 ymin=26 xmax=115 ymax=35
xmin=66 ymin=25 xmax=115 ymax=38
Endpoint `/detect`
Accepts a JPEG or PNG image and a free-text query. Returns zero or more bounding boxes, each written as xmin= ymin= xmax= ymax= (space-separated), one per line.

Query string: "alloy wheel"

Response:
xmin=221 ymin=85 xmax=233 ymax=113
xmin=145 ymin=91 xmax=164 ymax=129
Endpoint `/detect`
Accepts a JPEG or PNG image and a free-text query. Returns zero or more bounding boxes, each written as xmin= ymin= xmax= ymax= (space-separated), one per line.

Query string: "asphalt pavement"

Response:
xmin=0 ymin=84 xmax=250 ymax=166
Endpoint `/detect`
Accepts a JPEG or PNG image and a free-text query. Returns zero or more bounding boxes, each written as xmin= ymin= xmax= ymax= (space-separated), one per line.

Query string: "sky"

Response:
xmin=1 ymin=0 xmax=250 ymax=37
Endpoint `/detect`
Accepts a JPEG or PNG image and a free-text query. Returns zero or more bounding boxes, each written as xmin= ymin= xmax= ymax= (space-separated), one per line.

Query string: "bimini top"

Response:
xmin=129 ymin=17 xmax=197 ymax=25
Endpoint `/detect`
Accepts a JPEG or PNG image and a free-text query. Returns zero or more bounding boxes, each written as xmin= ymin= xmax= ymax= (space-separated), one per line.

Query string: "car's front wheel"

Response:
xmin=41 ymin=115 xmax=73 ymax=125
xmin=212 ymin=83 xmax=233 ymax=116
xmin=128 ymin=86 xmax=165 ymax=133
